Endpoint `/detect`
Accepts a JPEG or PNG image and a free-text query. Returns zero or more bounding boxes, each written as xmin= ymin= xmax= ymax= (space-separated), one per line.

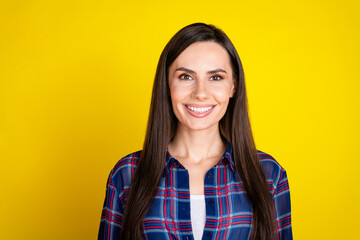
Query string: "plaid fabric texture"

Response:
xmin=98 ymin=143 xmax=292 ymax=240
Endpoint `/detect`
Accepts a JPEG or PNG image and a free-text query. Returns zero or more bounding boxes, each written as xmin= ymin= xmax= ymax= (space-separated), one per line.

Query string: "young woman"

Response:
xmin=98 ymin=23 xmax=292 ymax=240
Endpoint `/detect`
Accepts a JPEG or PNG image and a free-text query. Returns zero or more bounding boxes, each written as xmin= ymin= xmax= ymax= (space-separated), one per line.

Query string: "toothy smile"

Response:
xmin=186 ymin=105 xmax=214 ymax=113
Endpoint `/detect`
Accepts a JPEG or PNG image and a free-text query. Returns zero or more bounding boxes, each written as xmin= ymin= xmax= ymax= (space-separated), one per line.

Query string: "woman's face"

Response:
xmin=168 ymin=41 xmax=235 ymax=132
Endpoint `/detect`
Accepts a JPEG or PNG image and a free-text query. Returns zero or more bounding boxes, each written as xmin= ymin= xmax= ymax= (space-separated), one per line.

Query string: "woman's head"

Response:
xmin=168 ymin=41 xmax=236 ymax=132
xmin=151 ymin=23 xmax=247 ymax=140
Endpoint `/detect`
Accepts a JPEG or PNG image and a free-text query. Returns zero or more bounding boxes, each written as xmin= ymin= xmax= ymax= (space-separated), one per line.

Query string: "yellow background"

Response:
xmin=1 ymin=0 xmax=359 ymax=239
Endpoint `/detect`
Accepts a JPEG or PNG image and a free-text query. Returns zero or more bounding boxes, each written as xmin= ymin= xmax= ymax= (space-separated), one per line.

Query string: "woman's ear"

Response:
xmin=230 ymin=80 xmax=237 ymax=98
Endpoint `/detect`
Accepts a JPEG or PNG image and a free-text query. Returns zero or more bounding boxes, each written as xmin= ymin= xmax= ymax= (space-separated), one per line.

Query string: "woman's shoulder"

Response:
xmin=257 ymin=150 xmax=284 ymax=170
xmin=107 ymin=150 xmax=142 ymax=189
xmin=111 ymin=151 xmax=142 ymax=173
xmin=257 ymin=150 xmax=288 ymax=192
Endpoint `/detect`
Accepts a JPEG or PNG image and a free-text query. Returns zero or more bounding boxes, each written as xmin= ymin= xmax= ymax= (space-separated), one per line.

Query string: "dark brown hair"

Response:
xmin=121 ymin=23 xmax=275 ymax=240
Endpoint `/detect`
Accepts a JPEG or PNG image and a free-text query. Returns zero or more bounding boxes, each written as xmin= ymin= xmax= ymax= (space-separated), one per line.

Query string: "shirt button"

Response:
xmin=206 ymin=232 xmax=212 ymax=237
xmin=208 ymin=200 xmax=214 ymax=206
xmin=207 ymin=173 xmax=213 ymax=179
xmin=182 ymin=207 xmax=186 ymax=211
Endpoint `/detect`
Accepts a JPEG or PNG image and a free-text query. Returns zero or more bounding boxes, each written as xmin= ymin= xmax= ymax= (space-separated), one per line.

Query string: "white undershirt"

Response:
xmin=190 ymin=195 xmax=206 ymax=240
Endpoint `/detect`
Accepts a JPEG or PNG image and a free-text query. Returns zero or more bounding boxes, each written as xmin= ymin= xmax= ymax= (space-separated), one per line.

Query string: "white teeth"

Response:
xmin=187 ymin=106 xmax=213 ymax=113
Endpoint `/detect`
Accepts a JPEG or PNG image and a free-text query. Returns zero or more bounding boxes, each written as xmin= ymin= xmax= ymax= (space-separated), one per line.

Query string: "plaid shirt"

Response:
xmin=98 ymin=143 xmax=292 ymax=240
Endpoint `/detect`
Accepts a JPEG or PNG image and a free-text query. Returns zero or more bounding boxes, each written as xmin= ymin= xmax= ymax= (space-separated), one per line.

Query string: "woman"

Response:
xmin=98 ymin=23 xmax=292 ymax=240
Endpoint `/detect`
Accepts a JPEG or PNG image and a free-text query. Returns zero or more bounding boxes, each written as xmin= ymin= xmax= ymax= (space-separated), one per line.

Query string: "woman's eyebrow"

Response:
xmin=175 ymin=67 xmax=196 ymax=74
xmin=207 ymin=68 xmax=227 ymax=74
xmin=175 ymin=67 xmax=227 ymax=74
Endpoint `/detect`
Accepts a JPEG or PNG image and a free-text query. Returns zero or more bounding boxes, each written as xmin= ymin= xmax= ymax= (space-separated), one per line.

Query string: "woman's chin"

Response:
xmin=178 ymin=121 xmax=219 ymax=132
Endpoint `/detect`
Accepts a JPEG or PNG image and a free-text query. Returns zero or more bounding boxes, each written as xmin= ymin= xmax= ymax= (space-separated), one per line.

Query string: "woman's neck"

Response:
xmin=168 ymin=124 xmax=226 ymax=164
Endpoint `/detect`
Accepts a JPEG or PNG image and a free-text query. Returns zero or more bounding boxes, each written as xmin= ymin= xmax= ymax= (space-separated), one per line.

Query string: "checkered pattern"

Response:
xmin=98 ymin=143 xmax=292 ymax=239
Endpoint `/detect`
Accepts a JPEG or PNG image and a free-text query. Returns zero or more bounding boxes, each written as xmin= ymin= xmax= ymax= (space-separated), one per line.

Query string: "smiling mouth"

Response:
xmin=185 ymin=105 xmax=215 ymax=113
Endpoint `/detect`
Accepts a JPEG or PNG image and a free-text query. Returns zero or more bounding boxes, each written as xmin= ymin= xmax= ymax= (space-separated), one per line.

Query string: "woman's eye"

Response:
xmin=179 ymin=74 xmax=193 ymax=80
xmin=210 ymin=75 xmax=223 ymax=81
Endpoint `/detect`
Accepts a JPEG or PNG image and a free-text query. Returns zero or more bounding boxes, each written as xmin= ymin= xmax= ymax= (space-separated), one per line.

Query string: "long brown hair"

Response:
xmin=121 ymin=23 xmax=275 ymax=240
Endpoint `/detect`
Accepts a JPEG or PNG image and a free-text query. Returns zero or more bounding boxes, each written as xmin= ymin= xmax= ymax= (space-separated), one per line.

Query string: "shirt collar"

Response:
xmin=165 ymin=141 xmax=235 ymax=172
xmin=222 ymin=141 xmax=235 ymax=172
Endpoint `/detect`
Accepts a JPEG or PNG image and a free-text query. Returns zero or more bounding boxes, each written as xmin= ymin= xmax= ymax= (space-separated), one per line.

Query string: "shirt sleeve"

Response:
xmin=273 ymin=168 xmax=293 ymax=240
xmin=98 ymin=174 xmax=124 ymax=240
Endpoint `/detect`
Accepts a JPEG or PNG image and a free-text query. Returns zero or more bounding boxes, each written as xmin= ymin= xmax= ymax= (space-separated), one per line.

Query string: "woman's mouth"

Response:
xmin=184 ymin=104 xmax=215 ymax=118
xmin=186 ymin=105 xmax=214 ymax=113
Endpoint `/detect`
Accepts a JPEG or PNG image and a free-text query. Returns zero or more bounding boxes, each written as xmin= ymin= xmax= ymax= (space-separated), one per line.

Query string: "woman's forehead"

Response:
xmin=170 ymin=41 xmax=232 ymax=72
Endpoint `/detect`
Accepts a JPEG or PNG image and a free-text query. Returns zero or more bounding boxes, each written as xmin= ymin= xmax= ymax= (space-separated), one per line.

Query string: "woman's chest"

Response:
xmin=142 ymin=167 xmax=253 ymax=240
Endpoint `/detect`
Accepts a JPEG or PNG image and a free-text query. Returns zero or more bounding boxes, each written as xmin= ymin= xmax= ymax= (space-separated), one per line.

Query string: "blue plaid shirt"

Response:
xmin=98 ymin=143 xmax=292 ymax=239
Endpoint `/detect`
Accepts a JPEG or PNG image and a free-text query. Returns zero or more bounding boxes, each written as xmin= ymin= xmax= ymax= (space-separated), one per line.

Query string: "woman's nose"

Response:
xmin=192 ymin=79 xmax=209 ymax=100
